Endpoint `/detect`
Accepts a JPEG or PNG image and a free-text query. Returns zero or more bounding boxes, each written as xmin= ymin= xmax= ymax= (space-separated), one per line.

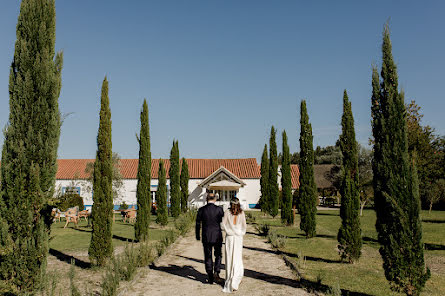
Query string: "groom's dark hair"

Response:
xmin=207 ymin=193 xmax=216 ymax=201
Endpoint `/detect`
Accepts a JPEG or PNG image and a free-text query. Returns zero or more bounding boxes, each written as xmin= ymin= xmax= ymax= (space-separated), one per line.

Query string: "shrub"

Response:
xmin=174 ymin=211 xmax=196 ymax=235
xmin=136 ymin=241 xmax=154 ymax=267
xmin=245 ymin=212 xmax=256 ymax=223
xmin=267 ymin=231 xmax=287 ymax=249
xmin=58 ymin=194 xmax=84 ymax=212
xmin=118 ymin=244 xmax=138 ymax=281
xmin=255 ymin=223 xmax=270 ymax=236
xmin=69 ymin=260 xmax=81 ymax=296
xmin=101 ymin=259 xmax=119 ymax=296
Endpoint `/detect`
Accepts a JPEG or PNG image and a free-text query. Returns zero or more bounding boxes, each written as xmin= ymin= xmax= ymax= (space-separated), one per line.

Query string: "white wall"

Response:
xmin=56 ymin=178 xmax=261 ymax=210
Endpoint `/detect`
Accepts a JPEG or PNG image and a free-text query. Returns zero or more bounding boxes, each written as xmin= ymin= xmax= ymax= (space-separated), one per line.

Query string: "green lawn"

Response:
xmin=249 ymin=209 xmax=445 ymax=296
xmin=49 ymin=214 xmax=176 ymax=252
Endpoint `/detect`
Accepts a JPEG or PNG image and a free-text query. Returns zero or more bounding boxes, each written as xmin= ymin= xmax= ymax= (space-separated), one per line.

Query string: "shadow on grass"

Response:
xmin=362 ymin=236 xmax=379 ymax=247
xmin=422 ymin=219 xmax=445 ymax=224
xmin=49 ymin=248 xmax=92 ymax=269
xmin=242 ymin=246 xmax=342 ymax=264
xmin=177 ymin=255 xmax=370 ymax=296
xmin=316 ymin=211 xmax=339 ymax=216
xmin=112 ymin=234 xmax=137 ymax=243
xmin=71 ymin=226 xmax=136 ymax=242
xmin=425 ymin=243 xmax=445 ymax=251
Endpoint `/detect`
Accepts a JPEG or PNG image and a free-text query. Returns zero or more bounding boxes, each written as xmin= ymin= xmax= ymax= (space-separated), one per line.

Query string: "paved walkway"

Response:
xmin=125 ymin=225 xmax=311 ymax=296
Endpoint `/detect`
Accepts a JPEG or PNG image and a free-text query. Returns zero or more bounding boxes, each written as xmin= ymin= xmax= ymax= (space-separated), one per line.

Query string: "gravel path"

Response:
xmin=125 ymin=225 xmax=312 ymax=296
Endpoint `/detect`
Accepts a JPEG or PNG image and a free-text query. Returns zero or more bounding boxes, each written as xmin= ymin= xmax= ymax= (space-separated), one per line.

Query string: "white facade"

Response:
xmin=55 ymin=177 xmax=261 ymax=211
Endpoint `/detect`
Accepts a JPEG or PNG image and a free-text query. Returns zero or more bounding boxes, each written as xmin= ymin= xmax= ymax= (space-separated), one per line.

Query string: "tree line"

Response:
xmin=0 ymin=0 xmax=191 ymax=292
xmin=260 ymin=24 xmax=434 ymax=295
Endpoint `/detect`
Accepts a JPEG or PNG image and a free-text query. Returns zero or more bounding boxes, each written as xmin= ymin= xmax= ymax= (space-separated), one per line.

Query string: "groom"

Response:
xmin=196 ymin=192 xmax=224 ymax=284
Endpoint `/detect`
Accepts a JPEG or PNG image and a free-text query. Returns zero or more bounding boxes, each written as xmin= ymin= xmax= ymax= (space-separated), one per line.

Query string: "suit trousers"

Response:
xmin=203 ymin=242 xmax=222 ymax=276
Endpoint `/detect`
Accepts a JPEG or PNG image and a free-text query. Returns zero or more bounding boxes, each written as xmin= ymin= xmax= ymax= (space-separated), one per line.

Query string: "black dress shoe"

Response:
xmin=214 ymin=272 xmax=223 ymax=285
xmin=207 ymin=275 xmax=214 ymax=284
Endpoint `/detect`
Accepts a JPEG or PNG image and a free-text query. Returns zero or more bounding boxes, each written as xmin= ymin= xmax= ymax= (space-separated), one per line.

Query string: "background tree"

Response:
xmin=281 ymin=131 xmax=293 ymax=225
xmin=298 ymin=100 xmax=317 ymax=238
xmin=358 ymin=146 xmax=374 ymax=215
xmin=156 ymin=160 xmax=168 ymax=226
xmin=0 ymin=0 xmax=63 ymax=290
xmin=259 ymin=144 xmax=269 ymax=213
xmin=169 ymin=141 xmax=180 ymax=218
xmin=88 ymin=77 xmax=114 ymax=266
xmin=406 ymin=100 xmax=444 ymax=209
xmin=337 ymin=90 xmax=362 ymax=263
xmin=268 ymin=127 xmax=279 ymax=217
xmin=371 ymin=25 xmax=429 ymax=295
xmin=83 ymin=152 xmax=124 ymax=204
xmin=180 ymin=158 xmax=189 ymax=213
xmin=314 ymin=144 xmax=342 ymax=165
xmin=135 ymin=99 xmax=151 ymax=241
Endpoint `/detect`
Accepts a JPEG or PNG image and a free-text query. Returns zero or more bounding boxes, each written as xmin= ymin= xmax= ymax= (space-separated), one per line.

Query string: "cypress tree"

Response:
xmin=260 ymin=144 xmax=269 ymax=212
xmin=371 ymin=25 xmax=429 ymax=295
xmin=180 ymin=158 xmax=189 ymax=213
xmin=298 ymin=100 xmax=317 ymax=238
xmin=156 ymin=160 xmax=168 ymax=226
xmin=281 ymin=130 xmax=293 ymax=225
xmin=0 ymin=0 xmax=63 ymax=290
xmin=337 ymin=90 xmax=362 ymax=263
xmin=268 ymin=127 xmax=279 ymax=217
xmin=169 ymin=141 xmax=180 ymax=217
xmin=88 ymin=77 xmax=114 ymax=266
xmin=135 ymin=99 xmax=151 ymax=241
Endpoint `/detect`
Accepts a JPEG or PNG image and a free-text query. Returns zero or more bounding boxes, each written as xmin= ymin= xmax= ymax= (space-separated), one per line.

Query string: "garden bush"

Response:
xmin=57 ymin=193 xmax=84 ymax=212
xmin=118 ymin=202 xmax=129 ymax=210
xmin=255 ymin=223 xmax=270 ymax=236
xmin=267 ymin=230 xmax=287 ymax=249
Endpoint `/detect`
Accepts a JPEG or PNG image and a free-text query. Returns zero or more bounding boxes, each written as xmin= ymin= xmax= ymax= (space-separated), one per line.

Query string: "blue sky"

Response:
xmin=0 ymin=1 xmax=444 ymax=160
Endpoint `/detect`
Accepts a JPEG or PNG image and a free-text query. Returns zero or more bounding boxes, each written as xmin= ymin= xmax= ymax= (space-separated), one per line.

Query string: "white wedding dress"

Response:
xmin=222 ymin=210 xmax=246 ymax=293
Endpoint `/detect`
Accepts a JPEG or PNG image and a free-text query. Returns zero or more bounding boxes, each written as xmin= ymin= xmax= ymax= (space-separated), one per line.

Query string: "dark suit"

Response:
xmin=195 ymin=202 xmax=224 ymax=278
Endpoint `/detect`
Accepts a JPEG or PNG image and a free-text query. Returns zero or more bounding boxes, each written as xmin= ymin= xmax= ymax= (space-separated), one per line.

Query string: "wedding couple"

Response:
xmin=195 ymin=193 xmax=247 ymax=293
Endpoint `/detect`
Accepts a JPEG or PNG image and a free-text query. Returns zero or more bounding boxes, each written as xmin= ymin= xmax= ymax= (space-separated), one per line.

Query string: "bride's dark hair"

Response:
xmin=230 ymin=197 xmax=242 ymax=215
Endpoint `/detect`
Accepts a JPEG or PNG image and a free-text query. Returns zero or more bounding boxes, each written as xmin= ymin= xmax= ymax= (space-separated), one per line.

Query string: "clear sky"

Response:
xmin=0 ymin=1 xmax=444 ymax=160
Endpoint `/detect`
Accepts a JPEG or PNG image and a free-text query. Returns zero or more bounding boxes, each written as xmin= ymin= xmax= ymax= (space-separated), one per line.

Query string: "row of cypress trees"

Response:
xmin=259 ymin=25 xmax=430 ymax=295
xmin=260 ymin=127 xmax=280 ymax=217
xmin=155 ymin=152 xmax=189 ymax=226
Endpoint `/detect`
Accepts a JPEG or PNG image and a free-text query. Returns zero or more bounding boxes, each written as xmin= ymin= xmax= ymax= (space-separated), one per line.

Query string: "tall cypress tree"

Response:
xmin=88 ymin=77 xmax=114 ymax=266
xmin=281 ymin=130 xmax=293 ymax=225
xmin=371 ymin=25 xmax=429 ymax=295
xmin=0 ymin=0 xmax=63 ymax=290
xmin=337 ymin=90 xmax=362 ymax=263
xmin=260 ymin=144 xmax=269 ymax=212
xmin=156 ymin=160 xmax=168 ymax=226
xmin=299 ymin=100 xmax=317 ymax=238
xmin=169 ymin=141 xmax=180 ymax=217
xmin=269 ymin=126 xmax=279 ymax=217
xmin=180 ymin=158 xmax=189 ymax=213
xmin=135 ymin=99 xmax=151 ymax=241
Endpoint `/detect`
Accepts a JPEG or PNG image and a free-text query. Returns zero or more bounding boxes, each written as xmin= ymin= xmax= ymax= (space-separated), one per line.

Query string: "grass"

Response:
xmin=248 ymin=209 xmax=445 ymax=296
xmin=50 ymin=214 xmax=176 ymax=252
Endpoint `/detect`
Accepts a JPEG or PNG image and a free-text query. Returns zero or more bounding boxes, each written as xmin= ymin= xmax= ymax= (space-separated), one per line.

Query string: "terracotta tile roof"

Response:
xmin=56 ymin=158 xmax=260 ymax=180
xmin=291 ymin=165 xmax=300 ymax=189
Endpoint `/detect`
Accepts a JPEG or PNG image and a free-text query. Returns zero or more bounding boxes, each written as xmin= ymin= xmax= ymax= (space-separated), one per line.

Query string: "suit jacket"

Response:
xmin=195 ymin=202 xmax=224 ymax=244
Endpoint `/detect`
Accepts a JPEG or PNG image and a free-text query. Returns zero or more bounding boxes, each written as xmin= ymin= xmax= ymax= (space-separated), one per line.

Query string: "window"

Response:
xmin=211 ymin=190 xmax=238 ymax=202
xmin=62 ymin=186 xmax=80 ymax=195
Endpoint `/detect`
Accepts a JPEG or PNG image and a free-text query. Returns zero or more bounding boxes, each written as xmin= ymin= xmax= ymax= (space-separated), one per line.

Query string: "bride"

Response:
xmin=222 ymin=197 xmax=246 ymax=293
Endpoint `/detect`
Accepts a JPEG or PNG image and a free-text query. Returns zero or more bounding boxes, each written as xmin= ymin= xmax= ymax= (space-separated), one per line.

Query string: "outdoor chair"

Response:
xmin=78 ymin=209 xmax=90 ymax=222
xmin=52 ymin=208 xmax=62 ymax=222
xmin=64 ymin=206 xmax=79 ymax=228
xmin=123 ymin=209 xmax=137 ymax=223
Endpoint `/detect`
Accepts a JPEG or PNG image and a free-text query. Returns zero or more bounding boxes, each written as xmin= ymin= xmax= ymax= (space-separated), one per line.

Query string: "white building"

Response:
xmin=55 ymin=158 xmax=265 ymax=210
